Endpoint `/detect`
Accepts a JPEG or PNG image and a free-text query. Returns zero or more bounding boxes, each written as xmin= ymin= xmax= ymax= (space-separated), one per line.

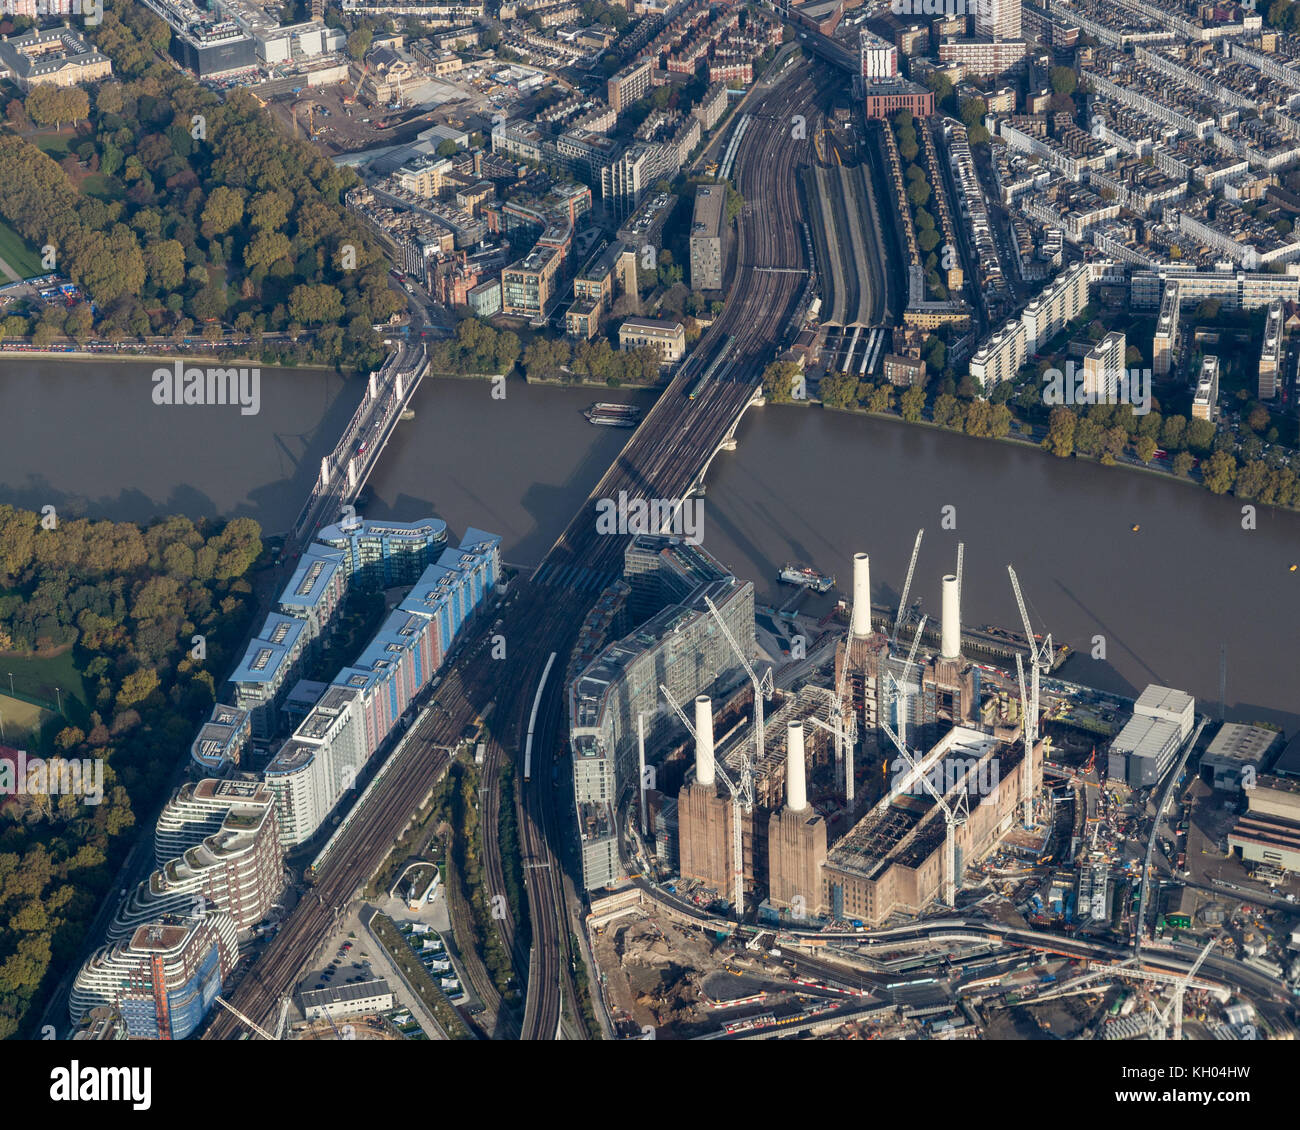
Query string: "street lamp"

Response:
xmin=55 ymin=687 xmax=62 ymax=715
xmin=7 ymin=673 xmax=12 ymax=697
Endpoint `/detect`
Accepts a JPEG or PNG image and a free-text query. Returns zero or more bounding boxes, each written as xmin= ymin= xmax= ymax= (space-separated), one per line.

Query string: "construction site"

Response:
xmin=648 ymin=537 xmax=1054 ymax=930
xmin=568 ymin=529 xmax=1300 ymax=1041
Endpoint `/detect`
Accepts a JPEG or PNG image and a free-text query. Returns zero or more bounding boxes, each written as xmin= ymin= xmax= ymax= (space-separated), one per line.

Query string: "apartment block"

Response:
xmin=71 ymin=915 xmax=238 ymax=1040
xmin=1192 ymin=354 xmax=1220 ymax=421
xmin=1259 ymin=298 xmax=1283 ymax=399
xmin=1081 ymin=331 xmax=1127 ymax=402
xmin=607 ymin=56 xmax=654 ymax=113
xmin=969 ymin=318 xmax=1027 ymax=392
xmin=110 ymin=780 xmax=284 ymax=941
xmin=1152 ymin=281 xmax=1180 ymax=376
xmin=501 ymin=243 xmax=563 ymax=320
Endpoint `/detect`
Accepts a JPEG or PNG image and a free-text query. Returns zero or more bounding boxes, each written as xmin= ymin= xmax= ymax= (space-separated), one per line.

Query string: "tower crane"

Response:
xmin=1008 ymin=564 xmax=1054 ymax=828
xmin=889 ymin=615 xmax=927 ymax=749
xmin=890 ymin=529 xmax=924 ymax=649
xmin=1155 ymin=933 xmax=1220 ymax=1040
xmin=703 ymin=594 xmax=773 ymax=775
xmin=660 ymin=683 xmax=748 ymax=921
xmin=805 ymin=681 xmax=857 ymax=803
xmin=274 ymin=996 xmax=291 ymax=1041
xmin=880 ymin=673 xmax=968 ymax=908
xmin=213 ymin=995 xmax=276 ymax=1041
xmin=808 ymin=629 xmax=859 ymax=802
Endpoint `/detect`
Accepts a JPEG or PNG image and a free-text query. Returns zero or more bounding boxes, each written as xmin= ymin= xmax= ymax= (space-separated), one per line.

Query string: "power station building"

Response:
xmin=822 ymin=725 xmax=1032 ymax=924
xmin=672 ymin=546 xmax=1039 ymax=925
xmin=834 ymin=554 xmax=979 ymax=746
xmin=568 ymin=536 xmax=755 ymax=891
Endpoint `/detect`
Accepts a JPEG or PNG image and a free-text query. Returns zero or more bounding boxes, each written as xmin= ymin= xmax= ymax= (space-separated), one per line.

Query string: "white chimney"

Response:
xmin=786 ymin=721 xmax=807 ymax=812
xmin=850 ymin=553 xmax=872 ymax=638
xmin=941 ymin=574 xmax=960 ymax=660
xmin=694 ymin=695 xmax=715 ymax=787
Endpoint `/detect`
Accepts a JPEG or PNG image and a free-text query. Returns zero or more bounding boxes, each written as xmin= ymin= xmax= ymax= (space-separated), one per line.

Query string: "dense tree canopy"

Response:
xmin=0 ymin=507 xmax=261 ymax=1038
xmin=0 ymin=0 xmax=395 ymax=372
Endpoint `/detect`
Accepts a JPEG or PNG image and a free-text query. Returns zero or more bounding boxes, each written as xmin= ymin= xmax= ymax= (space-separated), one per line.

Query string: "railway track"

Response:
xmin=204 ymin=63 xmax=831 ymax=1043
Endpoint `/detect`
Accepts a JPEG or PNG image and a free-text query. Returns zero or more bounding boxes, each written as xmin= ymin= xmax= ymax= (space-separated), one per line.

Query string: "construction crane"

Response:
xmin=1155 ymin=934 xmax=1220 ymax=1040
xmin=274 ymin=996 xmax=291 ymax=1041
xmin=1008 ymin=564 xmax=1054 ymax=828
xmin=880 ymin=674 xmax=968 ymax=908
xmin=806 ymin=615 xmax=860 ymax=802
xmin=890 ymin=528 xmax=924 ymax=650
xmin=346 ymin=58 xmax=371 ymax=105
xmin=703 ymin=594 xmax=773 ymax=774
xmin=805 ymin=679 xmax=857 ymax=803
xmin=661 ymin=683 xmax=748 ymax=920
xmin=890 ymin=614 xmax=927 ymax=749
xmin=213 ymin=995 xmax=276 ymax=1040
xmin=1087 ymin=958 xmax=1228 ymax=1029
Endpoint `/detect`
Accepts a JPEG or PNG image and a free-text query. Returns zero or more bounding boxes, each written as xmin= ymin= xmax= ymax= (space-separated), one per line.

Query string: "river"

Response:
xmin=1 ymin=360 xmax=1295 ymax=728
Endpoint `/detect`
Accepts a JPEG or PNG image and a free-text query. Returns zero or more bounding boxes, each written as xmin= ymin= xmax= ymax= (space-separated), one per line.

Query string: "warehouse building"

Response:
xmin=301 ymin=978 xmax=394 ymax=1020
xmin=1106 ymin=684 xmax=1195 ymax=788
xmin=1229 ymin=774 xmax=1300 ymax=873
xmin=1201 ymin=722 xmax=1282 ymax=792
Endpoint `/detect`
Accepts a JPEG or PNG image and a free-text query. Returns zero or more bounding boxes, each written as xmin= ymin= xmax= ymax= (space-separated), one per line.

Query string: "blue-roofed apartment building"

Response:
xmin=230 ymin=520 xmax=452 ymax=746
xmin=277 ymin=548 xmax=349 ymax=641
xmin=229 ymin=613 xmax=308 ymax=740
xmin=261 ymin=527 xmax=503 ymax=846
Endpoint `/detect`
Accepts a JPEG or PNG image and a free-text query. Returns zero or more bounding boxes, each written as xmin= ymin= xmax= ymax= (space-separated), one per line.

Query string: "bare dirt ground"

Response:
xmin=591 ymin=909 xmax=728 ymax=1037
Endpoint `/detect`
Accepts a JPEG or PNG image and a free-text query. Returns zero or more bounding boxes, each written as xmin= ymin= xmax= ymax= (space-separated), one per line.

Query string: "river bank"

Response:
xmin=3 ymin=357 xmax=1296 ymax=726
xmin=0 ymin=348 xmax=335 ymax=369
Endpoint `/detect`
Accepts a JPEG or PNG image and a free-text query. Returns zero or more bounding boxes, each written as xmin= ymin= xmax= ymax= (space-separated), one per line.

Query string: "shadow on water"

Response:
xmin=699 ymin=405 xmax=1300 ymax=732
xmin=6 ymin=359 xmax=1299 ymax=730
xmin=0 ymin=359 xmax=360 ymax=532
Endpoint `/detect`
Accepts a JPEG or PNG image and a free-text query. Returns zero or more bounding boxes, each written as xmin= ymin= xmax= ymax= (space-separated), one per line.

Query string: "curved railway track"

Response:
xmin=204 ymin=63 xmax=832 ymax=1043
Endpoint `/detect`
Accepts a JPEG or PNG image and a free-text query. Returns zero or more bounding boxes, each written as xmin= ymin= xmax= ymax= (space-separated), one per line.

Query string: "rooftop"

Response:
xmin=300 ymin=978 xmax=392 ymax=1008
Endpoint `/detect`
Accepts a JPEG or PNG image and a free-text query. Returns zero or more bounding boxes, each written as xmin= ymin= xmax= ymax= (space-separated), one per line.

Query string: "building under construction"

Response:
xmin=835 ymin=553 xmax=979 ymax=747
xmin=822 ymin=724 xmax=1037 ymax=924
xmin=568 ymin=535 xmax=755 ymax=891
xmin=673 ymin=544 xmax=1044 ymax=924
xmin=678 ymin=687 xmax=842 ymax=912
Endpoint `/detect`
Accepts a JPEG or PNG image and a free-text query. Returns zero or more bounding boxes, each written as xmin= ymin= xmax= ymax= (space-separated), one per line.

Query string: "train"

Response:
xmin=688 ymin=335 xmax=737 ymax=400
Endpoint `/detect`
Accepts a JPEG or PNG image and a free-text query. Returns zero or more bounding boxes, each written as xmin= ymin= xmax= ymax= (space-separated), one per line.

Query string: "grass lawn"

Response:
xmin=79 ymin=173 xmax=124 ymax=203
xmin=0 ymin=694 xmax=56 ymax=744
xmin=0 ymin=649 xmax=90 ymax=721
xmin=0 ymin=218 xmax=43 ymax=279
xmin=30 ymin=131 xmax=72 ymax=158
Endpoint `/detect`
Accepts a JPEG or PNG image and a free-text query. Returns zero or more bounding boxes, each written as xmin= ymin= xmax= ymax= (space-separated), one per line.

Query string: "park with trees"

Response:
xmin=0 ymin=506 xmax=264 ymax=1038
